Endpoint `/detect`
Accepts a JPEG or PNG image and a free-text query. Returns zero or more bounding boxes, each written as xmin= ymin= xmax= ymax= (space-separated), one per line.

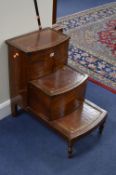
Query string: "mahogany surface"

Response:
xmin=28 ymin=99 xmax=107 ymax=140
xmin=29 ymin=65 xmax=88 ymax=96
xmin=6 ymin=27 xmax=69 ymax=53
xmin=6 ymin=28 xmax=69 ymax=115
xmin=28 ymin=65 xmax=88 ymax=120
xmin=51 ymin=99 xmax=107 ymax=140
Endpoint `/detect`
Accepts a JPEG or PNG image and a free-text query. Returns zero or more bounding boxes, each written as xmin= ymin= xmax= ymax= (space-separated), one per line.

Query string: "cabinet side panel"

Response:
xmin=8 ymin=46 xmax=28 ymax=109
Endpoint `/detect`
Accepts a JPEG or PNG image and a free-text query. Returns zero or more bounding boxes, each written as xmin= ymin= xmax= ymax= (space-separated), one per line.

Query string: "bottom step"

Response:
xmin=28 ymin=99 xmax=107 ymax=158
xmin=51 ymin=99 xmax=107 ymax=140
xmin=28 ymin=99 xmax=107 ymax=141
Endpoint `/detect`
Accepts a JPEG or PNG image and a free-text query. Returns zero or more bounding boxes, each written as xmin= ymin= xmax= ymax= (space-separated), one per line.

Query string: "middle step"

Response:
xmin=28 ymin=65 xmax=88 ymax=121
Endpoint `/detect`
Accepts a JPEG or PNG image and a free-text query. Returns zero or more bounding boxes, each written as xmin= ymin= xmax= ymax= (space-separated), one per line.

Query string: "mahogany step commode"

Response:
xmin=6 ymin=28 xmax=107 ymax=158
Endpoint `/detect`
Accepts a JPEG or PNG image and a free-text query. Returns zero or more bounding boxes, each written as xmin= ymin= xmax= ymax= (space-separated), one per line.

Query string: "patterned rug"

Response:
xmin=57 ymin=2 xmax=116 ymax=93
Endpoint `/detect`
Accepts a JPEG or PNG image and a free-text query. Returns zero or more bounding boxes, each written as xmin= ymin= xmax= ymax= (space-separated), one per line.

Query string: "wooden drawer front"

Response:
xmin=28 ymin=40 xmax=69 ymax=80
xmin=53 ymin=41 xmax=69 ymax=70
xmin=28 ymin=53 xmax=53 ymax=80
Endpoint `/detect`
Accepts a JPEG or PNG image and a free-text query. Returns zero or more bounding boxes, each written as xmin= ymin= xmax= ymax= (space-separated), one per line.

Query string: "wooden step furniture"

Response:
xmin=6 ymin=28 xmax=107 ymax=158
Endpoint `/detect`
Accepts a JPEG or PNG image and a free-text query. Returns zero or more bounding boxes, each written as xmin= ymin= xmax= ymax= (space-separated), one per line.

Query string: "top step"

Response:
xmin=6 ymin=27 xmax=70 ymax=53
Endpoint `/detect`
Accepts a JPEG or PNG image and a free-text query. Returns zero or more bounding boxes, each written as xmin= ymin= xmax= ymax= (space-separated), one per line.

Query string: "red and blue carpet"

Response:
xmin=58 ymin=3 xmax=116 ymax=93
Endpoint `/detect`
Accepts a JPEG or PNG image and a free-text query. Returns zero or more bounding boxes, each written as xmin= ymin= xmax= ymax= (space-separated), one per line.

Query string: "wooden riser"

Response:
xmin=28 ymin=66 xmax=88 ymax=120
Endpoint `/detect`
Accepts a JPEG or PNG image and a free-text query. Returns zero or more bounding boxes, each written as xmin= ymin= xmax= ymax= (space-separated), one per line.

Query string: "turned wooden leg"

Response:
xmin=11 ymin=103 xmax=18 ymax=117
xmin=68 ymin=141 xmax=73 ymax=158
xmin=99 ymin=121 xmax=106 ymax=135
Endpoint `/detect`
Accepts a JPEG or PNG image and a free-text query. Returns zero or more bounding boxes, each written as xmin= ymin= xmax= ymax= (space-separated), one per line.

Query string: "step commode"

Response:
xmin=6 ymin=27 xmax=107 ymax=158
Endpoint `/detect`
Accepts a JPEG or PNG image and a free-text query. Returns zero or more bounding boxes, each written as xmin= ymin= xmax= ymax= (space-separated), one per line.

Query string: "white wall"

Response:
xmin=0 ymin=0 xmax=53 ymax=118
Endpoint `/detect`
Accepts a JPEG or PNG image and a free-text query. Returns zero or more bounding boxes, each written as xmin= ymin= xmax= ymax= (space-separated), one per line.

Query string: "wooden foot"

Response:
xmin=68 ymin=141 xmax=73 ymax=158
xmin=11 ymin=103 xmax=18 ymax=117
xmin=99 ymin=121 xmax=105 ymax=135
